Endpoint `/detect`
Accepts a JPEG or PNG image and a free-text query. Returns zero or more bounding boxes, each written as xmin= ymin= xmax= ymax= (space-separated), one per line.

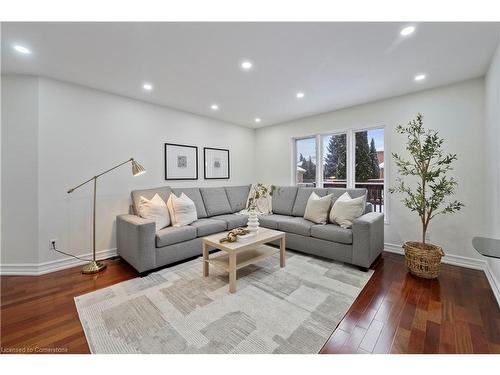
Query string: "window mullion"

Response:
xmin=316 ymin=134 xmax=322 ymax=188
xmin=347 ymin=130 xmax=355 ymax=188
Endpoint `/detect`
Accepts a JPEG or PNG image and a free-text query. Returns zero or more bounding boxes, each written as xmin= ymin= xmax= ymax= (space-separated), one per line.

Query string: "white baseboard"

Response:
xmin=384 ymin=242 xmax=500 ymax=307
xmin=0 ymin=248 xmax=118 ymax=276
xmin=384 ymin=242 xmax=486 ymax=270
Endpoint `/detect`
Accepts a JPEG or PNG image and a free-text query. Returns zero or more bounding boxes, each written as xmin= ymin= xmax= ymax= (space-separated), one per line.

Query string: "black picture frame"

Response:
xmin=164 ymin=143 xmax=199 ymax=180
xmin=203 ymin=147 xmax=230 ymax=180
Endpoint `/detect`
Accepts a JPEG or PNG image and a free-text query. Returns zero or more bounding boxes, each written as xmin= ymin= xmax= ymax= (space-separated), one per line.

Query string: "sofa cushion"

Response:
xmin=278 ymin=217 xmax=314 ymax=236
xmin=166 ymin=192 xmax=198 ymax=227
xmin=258 ymin=214 xmax=293 ymax=229
xmin=291 ymin=188 xmax=329 ymax=217
xmin=212 ymin=213 xmax=248 ymax=230
xmin=200 ymin=187 xmax=232 ymax=217
xmin=190 ymin=218 xmax=227 ymax=237
xmin=272 ymin=186 xmax=298 ymax=215
xmin=328 ymin=188 xmax=367 ymax=204
xmin=137 ymin=193 xmax=171 ymax=231
xmin=329 ymin=192 xmax=366 ymax=228
xmin=131 ymin=186 xmax=172 ymax=215
xmin=310 ymin=224 xmax=353 ymax=245
xmin=304 ymin=192 xmax=333 ymax=224
xmin=172 ymin=187 xmax=208 ymax=218
xmin=225 ymin=185 xmax=250 ymax=213
xmin=155 ymin=225 xmax=197 ymax=247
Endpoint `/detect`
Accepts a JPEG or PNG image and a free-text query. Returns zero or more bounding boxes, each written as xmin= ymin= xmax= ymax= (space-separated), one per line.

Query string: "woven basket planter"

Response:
xmin=403 ymin=241 xmax=444 ymax=279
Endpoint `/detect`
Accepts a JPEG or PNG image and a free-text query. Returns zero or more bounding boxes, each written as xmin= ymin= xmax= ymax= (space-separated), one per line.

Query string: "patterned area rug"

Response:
xmin=75 ymin=251 xmax=373 ymax=353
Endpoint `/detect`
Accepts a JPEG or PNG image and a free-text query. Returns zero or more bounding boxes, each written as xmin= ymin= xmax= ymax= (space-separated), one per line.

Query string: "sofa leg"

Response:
xmin=358 ymin=266 xmax=369 ymax=272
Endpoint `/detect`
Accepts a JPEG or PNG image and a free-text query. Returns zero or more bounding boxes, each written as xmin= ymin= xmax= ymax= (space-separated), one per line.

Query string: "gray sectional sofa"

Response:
xmin=117 ymin=185 xmax=384 ymax=275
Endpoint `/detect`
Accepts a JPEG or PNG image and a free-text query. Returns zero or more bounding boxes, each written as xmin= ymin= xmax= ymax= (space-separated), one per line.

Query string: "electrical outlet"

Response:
xmin=49 ymin=239 xmax=57 ymax=250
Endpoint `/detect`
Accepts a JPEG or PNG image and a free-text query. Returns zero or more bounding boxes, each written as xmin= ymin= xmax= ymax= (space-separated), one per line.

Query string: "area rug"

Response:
xmin=75 ymin=251 xmax=373 ymax=353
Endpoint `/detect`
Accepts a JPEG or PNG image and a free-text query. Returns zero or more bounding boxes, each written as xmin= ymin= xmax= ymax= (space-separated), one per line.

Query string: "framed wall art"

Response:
xmin=164 ymin=143 xmax=198 ymax=180
xmin=204 ymin=147 xmax=229 ymax=179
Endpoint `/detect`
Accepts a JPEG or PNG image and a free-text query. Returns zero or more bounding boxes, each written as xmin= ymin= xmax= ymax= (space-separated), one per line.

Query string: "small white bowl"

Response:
xmin=237 ymin=233 xmax=256 ymax=241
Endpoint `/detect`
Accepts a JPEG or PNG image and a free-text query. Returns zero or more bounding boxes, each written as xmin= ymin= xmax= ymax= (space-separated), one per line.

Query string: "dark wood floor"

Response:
xmin=1 ymin=252 xmax=499 ymax=354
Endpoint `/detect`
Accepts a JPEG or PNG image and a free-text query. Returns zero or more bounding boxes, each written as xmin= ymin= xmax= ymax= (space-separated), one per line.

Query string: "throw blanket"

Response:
xmin=239 ymin=183 xmax=273 ymax=215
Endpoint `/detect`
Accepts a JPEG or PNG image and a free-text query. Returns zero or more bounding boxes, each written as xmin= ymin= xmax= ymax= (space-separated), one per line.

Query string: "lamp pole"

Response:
xmin=93 ymin=177 xmax=97 ymax=264
xmin=67 ymin=158 xmax=146 ymax=274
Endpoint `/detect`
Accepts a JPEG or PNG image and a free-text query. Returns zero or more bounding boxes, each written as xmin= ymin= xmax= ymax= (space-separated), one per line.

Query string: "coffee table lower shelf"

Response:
xmin=205 ymin=244 xmax=279 ymax=272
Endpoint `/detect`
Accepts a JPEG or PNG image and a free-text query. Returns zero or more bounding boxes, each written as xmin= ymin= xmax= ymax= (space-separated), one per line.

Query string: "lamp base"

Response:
xmin=81 ymin=261 xmax=107 ymax=274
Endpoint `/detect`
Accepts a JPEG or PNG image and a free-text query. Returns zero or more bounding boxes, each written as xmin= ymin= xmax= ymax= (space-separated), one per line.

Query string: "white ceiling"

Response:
xmin=2 ymin=22 xmax=499 ymax=128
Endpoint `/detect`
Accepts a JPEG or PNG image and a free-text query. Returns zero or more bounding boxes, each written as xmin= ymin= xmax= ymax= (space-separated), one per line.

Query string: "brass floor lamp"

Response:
xmin=67 ymin=158 xmax=146 ymax=274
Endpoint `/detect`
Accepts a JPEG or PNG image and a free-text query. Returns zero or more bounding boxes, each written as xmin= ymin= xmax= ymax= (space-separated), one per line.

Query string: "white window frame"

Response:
xmin=291 ymin=135 xmax=318 ymax=187
xmin=291 ymin=124 xmax=389 ymax=224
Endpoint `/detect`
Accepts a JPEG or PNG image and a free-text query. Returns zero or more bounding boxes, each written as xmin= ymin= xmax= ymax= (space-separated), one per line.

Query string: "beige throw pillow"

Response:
xmin=304 ymin=192 xmax=333 ymax=224
xmin=329 ymin=192 xmax=366 ymax=228
xmin=137 ymin=193 xmax=170 ymax=231
xmin=166 ymin=192 xmax=198 ymax=227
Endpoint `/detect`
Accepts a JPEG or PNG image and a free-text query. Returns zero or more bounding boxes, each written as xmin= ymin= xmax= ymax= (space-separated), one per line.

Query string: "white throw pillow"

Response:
xmin=137 ymin=193 xmax=170 ymax=232
xmin=166 ymin=192 xmax=198 ymax=227
xmin=329 ymin=192 xmax=366 ymax=228
xmin=304 ymin=192 xmax=333 ymax=224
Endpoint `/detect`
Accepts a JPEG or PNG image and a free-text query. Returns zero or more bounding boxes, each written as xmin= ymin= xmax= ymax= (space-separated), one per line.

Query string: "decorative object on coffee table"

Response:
xmin=204 ymin=147 xmax=229 ymax=179
xmin=67 ymin=158 xmax=146 ymax=274
xmin=164 ymin=143 xmax=198 ymax=180
xmin=390 ymin=113 xmax=464 ymax=279
xmin=219 ymin=227 xmax=250 ymax=243
xmin=246 ymin=183 xmax=276 ymax=235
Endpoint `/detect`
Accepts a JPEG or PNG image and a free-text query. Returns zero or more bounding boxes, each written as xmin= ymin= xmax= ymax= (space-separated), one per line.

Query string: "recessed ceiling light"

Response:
xmin=142 ymin=83 xmax=153 ymax=91
xmin=414 ymin=74 xmax=426 ymax=82
xmin=254 ymin=118 xmax=261 ymax=123
xmin=211 ymin=104 xmax=219 ymax=111
xmin=296 ymin=92 xmax=305 ymax=99
xmin=13 ymin=45 xmax=31 ymax=54
xmin=400 ymin=26 xmax=415 ymax=37
xmin=240 ymin=60 xmax=253 ymax=70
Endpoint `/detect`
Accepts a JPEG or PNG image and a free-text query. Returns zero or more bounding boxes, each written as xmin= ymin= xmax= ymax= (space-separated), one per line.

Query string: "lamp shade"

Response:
xmin=131 ymin=159 xmax=146 ymax=176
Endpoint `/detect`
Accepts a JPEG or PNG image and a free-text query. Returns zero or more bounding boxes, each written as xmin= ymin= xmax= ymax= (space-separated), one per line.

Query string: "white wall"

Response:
xmin=1 ymin=75 xmax=256 ymax=268
xmin=255 ymin=78 xmax=486 ymax=261
xmin=485 ymin=39 xmax=500 ymax=290
xmin=1 ymin=76 xmax=40 ymax=264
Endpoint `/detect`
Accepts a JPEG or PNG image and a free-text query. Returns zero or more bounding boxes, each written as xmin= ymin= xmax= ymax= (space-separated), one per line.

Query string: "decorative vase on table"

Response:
xmin=245 ymin=183 xmax=276 ymax=236
xmin=389 ymin=113 xmax=464 ymax=279
xmin=247 ymin=209 xmax=259 ymax=236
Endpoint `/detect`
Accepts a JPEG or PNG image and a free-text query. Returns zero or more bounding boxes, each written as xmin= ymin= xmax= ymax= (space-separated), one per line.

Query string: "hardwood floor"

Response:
xmin=320 ymin=252 xmax=500 ymax=354
xmin=1 ymin=252 xmax=499 ymax=354
xmin=0 ymin=258 xmax=137 ymax=353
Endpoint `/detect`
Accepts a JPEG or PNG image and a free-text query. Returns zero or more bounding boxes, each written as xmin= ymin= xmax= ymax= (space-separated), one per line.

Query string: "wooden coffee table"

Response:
xmin=202 ymin=227 xmax=286 ymax=293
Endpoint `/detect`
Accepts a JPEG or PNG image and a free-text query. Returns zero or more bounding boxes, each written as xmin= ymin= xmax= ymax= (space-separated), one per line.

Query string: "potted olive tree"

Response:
xmin=390 ymin=113 xmax=464 ymax=279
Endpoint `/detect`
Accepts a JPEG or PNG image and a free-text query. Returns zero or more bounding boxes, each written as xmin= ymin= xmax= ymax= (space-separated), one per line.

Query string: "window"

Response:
xmin=322 ymin=133 xmax=347 ymax=188
xmin=295 ymin=137 xmax=317 ymax=186
xmin=354 ymin=128 xmax=384 ymax=213
xmin=293 ymin=126 xmax=386 ymax=216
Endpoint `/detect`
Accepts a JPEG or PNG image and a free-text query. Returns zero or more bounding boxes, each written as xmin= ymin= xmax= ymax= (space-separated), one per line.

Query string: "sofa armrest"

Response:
xmin=351 ymin=212 xmax=384 ymax=268
xmin=116 ymin=214 xmax=156 ymax=273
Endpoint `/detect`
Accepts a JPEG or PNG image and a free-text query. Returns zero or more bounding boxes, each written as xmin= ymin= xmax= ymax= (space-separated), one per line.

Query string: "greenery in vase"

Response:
xmin=247 ymin=183 xmax=276 ymax=211
xmin=389 ymin=113 xmax=464 ymax=245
